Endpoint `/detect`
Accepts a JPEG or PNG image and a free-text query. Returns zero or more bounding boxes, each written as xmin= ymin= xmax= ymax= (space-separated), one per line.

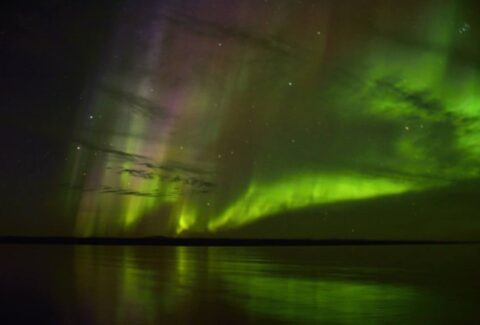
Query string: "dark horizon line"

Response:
xmin=0 ymin=236 xmax=478 ymax=246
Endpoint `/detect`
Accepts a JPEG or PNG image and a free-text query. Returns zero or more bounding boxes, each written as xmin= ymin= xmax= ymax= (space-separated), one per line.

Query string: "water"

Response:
xmin=0 ymin=244 xmax=479 ymax=324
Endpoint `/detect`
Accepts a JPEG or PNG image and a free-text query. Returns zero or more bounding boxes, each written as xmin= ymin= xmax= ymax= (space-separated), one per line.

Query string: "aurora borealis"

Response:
xmin=3 ymin=0 xmax=479 ymax=238
xmin=58 ymin=0 xmax=480 ymax=238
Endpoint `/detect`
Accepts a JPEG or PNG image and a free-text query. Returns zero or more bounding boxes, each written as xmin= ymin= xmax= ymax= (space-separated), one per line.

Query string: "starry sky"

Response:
xmin=2 ymin=0 xmax=480 ymax=239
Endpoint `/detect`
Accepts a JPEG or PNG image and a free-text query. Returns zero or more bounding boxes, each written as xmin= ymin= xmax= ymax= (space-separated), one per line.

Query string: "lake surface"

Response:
xmin=0 ymin=244 xmax=479 ymax=324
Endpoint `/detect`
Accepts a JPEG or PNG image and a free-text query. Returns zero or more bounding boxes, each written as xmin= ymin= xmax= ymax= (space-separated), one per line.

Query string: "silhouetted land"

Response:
xmin=0 ymin=237 xmax=477 ymax=246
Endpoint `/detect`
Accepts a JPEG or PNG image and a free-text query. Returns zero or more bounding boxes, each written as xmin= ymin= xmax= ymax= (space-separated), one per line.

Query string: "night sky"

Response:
xmin=2 ymin=0 xmax=479 ymax=239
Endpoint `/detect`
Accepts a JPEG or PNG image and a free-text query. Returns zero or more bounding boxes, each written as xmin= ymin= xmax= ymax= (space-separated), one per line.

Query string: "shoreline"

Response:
xmin=0 ymin=237 xmax=477 ymax=246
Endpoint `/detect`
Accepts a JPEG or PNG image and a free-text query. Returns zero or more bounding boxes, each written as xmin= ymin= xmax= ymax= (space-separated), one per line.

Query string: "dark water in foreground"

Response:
xmin=0 ymin=244 xmax=479 ymax=324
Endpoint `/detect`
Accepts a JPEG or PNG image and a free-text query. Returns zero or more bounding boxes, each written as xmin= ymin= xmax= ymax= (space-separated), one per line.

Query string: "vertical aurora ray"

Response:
xmin=64 ymin=0 xmax=480 ymax=237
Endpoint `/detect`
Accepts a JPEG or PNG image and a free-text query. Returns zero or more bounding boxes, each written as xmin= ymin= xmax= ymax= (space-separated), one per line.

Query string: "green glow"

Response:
xmin=209 ymin=173 xmax=430 ymax=231
xmin=176 ymin=201 xmax=198 ymax=235
xmin=209 ymin=248 xmax=432 ymax=323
